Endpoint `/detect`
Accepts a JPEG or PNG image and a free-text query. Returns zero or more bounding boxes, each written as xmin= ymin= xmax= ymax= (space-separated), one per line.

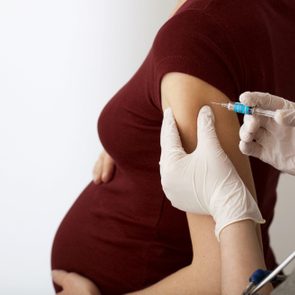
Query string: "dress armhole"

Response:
xmin=153 ymin=54 xmax=239 ymax=112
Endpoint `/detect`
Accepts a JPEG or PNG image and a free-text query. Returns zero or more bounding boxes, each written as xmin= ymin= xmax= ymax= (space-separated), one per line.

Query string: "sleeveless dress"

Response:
xmin=51 ymin=0 xmax=295 ymax=294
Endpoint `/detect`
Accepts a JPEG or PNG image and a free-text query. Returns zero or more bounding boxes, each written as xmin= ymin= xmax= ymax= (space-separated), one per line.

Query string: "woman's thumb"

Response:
xmin=52 ymin=270 xmax=68 ymax=286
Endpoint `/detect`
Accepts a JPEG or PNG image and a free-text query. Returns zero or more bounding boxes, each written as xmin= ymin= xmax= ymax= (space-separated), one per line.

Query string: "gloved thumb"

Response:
xmin=274 ymin=109 xmax=295 ymax=127
xmin=196 ymin=105 xmax=222 ymax=151
xmin=160 ymin=107 xmax=187 ymax=163
xmin=239 ymin=91 xmax=286 ymax=110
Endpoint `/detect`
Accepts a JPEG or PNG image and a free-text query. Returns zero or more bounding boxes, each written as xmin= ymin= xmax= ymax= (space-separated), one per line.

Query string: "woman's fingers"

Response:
xmin=52 ymin=270 xmax=101 ymax=295
xmin=92 ymin=155 xmax=103 ymax=184
xmin=92 ymin=151 xmax=115 ymax=184
xmin=101 ymin=154 xmax=115 ymax=182
xmin=52 ymin=270 xmax=68 ymax=287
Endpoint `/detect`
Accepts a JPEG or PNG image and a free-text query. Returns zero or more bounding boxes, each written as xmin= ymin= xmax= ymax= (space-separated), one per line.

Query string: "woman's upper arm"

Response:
xmin=160 ymin=72 xmax=256 ymax=198
xmin=160 ymin=72 xmax=257 ymax=291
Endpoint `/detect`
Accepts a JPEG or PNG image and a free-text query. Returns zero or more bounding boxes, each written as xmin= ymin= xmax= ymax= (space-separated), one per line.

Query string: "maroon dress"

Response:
xmin=51 ymin=0 xmax=295 ymax=294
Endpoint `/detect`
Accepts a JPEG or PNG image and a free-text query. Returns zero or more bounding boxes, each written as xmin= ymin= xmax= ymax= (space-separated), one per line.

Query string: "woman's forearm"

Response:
xmin=125 ymin=263 xmax=218 ymax=295
xmin=220 ymin=220 xmax=273 ymax=295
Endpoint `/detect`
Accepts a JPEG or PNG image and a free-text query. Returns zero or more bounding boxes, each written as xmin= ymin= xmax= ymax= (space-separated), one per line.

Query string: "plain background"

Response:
xmin=0 ymin=1 xmax=294 ymax=294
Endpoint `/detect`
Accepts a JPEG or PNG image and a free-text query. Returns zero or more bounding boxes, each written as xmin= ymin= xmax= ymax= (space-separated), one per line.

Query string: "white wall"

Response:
xmin=0 ymin=1 xmax=176 ymax=294
xmin=0 ymin=1 xmax=294 ymax=294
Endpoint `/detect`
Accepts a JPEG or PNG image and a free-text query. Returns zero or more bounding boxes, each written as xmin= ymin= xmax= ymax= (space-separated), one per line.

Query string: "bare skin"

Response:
xmin=125 ymin=72 xmax=272 ymax=295
xmin=51 ymin=270 xmax=101 ymax=295
xmin=169 ymin=0 xmax=187 ymax=18
xmin=53 ymin=78 xmax=272 ymax=295
xmin=92 ymin=150 xmax=115 ymax=184
xmin=52 ymin=1 xmax=272 ymax=294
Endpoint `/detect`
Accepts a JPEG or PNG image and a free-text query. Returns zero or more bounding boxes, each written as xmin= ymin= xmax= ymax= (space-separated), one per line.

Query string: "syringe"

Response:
xmin=212 ymin=102 xmax=276 ymax=118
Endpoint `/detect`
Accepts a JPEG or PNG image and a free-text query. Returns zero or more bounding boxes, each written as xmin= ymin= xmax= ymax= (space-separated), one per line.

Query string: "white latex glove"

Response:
xmin=239 ymin=91 xmax=295 ymax=175
xmin=159 ymin=105 xmax=265 ymax=240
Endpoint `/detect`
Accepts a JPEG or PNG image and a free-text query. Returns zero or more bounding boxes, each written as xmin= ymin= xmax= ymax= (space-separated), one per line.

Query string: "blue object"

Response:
xmin=243 ymin=269 xmax=273 ymax=295
xmin=233 ymin=103 xmax=253 ymax=115
xmin=249 ymin=269 xmax=271 ymax=285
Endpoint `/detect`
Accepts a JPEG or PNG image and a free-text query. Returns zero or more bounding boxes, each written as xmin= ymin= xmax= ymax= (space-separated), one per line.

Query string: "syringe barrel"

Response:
xmin=232 ymin=103 xmax=253 ymax=115
xmin=252 ymin=107 xmax=276 ymax=118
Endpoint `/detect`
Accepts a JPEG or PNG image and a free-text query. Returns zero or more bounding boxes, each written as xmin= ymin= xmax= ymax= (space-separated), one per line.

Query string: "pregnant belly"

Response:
xmin=51 ymin=179 xmax=151 ymax=294
xmin=51 ymin=175 xmax=192 ymax=294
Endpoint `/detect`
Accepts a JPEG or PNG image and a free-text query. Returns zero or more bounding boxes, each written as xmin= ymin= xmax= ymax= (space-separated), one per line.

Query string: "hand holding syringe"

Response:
xmin=221 ymin=91 xmax=295 ymax=176
xmin=212 ymin=101 xmax=276 ymax=118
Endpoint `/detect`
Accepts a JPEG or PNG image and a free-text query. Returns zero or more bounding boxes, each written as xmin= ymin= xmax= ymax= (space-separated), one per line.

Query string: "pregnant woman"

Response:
xmin=51 ymin=0 xmax=295 ymax=294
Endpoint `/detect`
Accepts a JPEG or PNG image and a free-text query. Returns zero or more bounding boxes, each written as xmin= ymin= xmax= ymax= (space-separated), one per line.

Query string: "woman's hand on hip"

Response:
xmin=92 ymin=150 xmax=115 ymax=184
xmin=52 ymin=270 xmax=101 ymax=295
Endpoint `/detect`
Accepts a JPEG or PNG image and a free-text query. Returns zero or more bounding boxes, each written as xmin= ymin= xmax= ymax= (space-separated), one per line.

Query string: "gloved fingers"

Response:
xmin=239 ymin=115 xmax=262 ymax=142
xmin=243 ymin=114 xmax=260 ymax=130
xmin=253 ymin=127 xmax=269 ymax=145
xmin=239 ymin=91 xmax=285 ymax=110
xmin=274 ymin=109 xmax=295 ymax=127
xmin=239 ymin=124 xmax=255 ymax=142
xmin=160 ymin=107 xmax=187 ymax=163
xmin=239 ymin=140 xmax=263 ymax=159
xmin=243 ymin=112 xmax=272 ymax=130
xmin=243 ymin=114 xmax=261 ymax=131
xmin=196 ymin=105 xmax=223 ymax=151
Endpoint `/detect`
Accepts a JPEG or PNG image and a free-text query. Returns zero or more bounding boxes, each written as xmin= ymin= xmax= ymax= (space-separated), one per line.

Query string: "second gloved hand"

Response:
xmin=159 ymin=106 xmax=265 ymax=240
xmin=239 ymin=92 xmax=295 ymax=175
xmin=240 ymin=91 xmax=295 ymax=127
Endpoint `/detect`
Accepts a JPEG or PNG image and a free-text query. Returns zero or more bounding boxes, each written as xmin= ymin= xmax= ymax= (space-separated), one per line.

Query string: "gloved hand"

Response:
xmin=159 ymin=105 xmax=265 ymax=240
xmin=239 ymin=92 xmax=295 ymax=175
